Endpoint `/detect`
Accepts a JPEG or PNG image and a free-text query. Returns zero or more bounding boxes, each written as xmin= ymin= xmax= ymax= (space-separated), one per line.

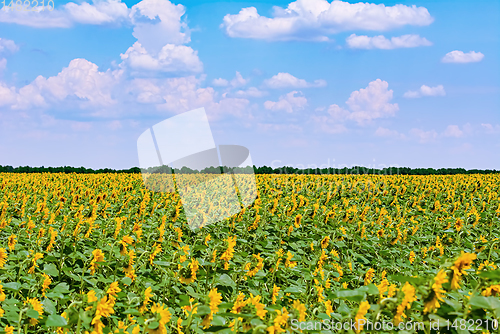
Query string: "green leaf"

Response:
xmin=46 ymin=314 xmax=68 ymax=327
xmin=284 ymin=286 xmax=304 ymax=293
xmin=42 ymin=299 xmax=57 ymax=315
xmin=27 ymin=309 xmax=40 ymax=319
xmin=217 ymin=274 xmax=236 ymax=287
xmin=335 ymin=290 xmax=366 ymax=302
xmin=123 ymin=309 xmax=141 ymax=316
xmin=359 ymin=284 xmax=379 ymax=295
xmin=3 ymin=282 xmax=21 ymax=291
xmin=53 ymin=283 xmax=70 ymax=294
xmin=197 ymin=305 xmax=212 ymax=317
xmin=43 ymin=263 xmax=59 ymax=276
xmin=389 ymin=274 xmax=426 ymax=285
xmin=479 ymin=270 xmax=500 ymax=280
xmin=147 ymin=321 xmax=160 ymax=329
xmin=469 ymin=296 xmax=494 ymax=310
xmin=121 ymin=277 xmax=132 ymax=286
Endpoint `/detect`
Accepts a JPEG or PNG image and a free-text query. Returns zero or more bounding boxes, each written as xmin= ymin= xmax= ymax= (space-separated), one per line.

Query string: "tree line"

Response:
xmin=0 ymin=165 xmax=498 ymax=175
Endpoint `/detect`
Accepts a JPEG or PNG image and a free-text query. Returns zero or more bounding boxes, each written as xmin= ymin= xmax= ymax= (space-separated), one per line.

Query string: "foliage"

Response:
xmin=0 ymin=173 xmax=499 ymax=333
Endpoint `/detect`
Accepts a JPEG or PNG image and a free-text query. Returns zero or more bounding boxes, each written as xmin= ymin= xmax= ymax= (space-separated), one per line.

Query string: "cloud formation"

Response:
xmin=442 ymin=50 xmax=484 ymax=63
xmin=403 ymin=84 xmax=445 ymax=98
xmin=375 ymin=127 xmax=405 ymax=139
xmin=264 ymin=91 xmax=307 ymax=113
xmin=64 ymin=0 xmax=129 ymax=25
xmin=410 ymin=128 xmax=438 ymax=143
xmin=120 ymin=42 xmax=203 ymax=75
xmin=221 ymin=0 xmax=433 ymax=41
xmin=346 ymin=34 xmax=432 ymax=49
xmin=314 ymin=79 xmax=399 ymax=133
xmin=443 ymin=125 xmax=463 ymax=138
xmin=263 ymin=73 xmax=326 ymax=89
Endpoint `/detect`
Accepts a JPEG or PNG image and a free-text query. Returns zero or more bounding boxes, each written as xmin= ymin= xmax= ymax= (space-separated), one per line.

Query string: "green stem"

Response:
xmin=17 ymin=309 xmax=25 ymax=334
xmin=76 ymin=315 xmax=82 ymax=334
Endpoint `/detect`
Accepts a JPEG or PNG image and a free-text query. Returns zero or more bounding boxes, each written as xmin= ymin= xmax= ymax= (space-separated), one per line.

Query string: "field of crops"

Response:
xmin=0 ymin=172 xmax=499 ymax=334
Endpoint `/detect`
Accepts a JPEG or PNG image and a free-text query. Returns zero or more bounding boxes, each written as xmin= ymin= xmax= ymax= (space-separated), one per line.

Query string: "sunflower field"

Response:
xmin=0 ymin=172 xmax=499 ymax=334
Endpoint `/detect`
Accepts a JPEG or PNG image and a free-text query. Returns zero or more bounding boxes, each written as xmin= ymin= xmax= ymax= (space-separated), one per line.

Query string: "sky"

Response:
xmin=0 ymin=0 xmax=499 ymax=170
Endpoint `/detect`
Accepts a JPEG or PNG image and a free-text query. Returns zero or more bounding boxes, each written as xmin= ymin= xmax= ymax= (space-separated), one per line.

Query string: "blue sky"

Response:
xmin=0 ymin=0 xmax=498 ymax=170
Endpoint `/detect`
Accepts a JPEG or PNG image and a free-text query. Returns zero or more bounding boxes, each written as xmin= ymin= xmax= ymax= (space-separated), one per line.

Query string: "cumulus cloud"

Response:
xmin=211 ymin=72 xmax=250 ymax=89
xmin=8 ymin=59 xmax=122 ymax=110
xmin=64 ymin=0 xmax=129 ymax=25
xmin=127 ymin=76 xmax=251 ymax=120
xmin=375 ymin=126 xmax=405 ymax=139
xmin=221 ymin=0 xmax=433 ymax=41
xmin=345 ymin=79 xmax=399 ymax=124
xmin=212 ymin=78 xmax=229 ymax=87
xmin=403 ymin=84 xmax=445 ymax=98
xmin=0 ymin=0 xmax=128 ymax=28
xmin=346 ymin=34 xmax=432 ymax=49
xmin=0 ymin=38 xmax=19 ymax=54
xmin=263 ymin=72 xmax=326 ymax=89
xmin=229 ymin=72 xmax=249 ymax=88
xmin=442 ymin=125 xmax=463 ymax=138
xmin=264 ymin=91 xmax=307 ymax=113
xmin=313 ymin=79 xmax=398 ymax=132
xmin=257 ymin=123 xmax=302 ymax=132
xmin=129 ymin=0 xmax=190 ymax=55
xmin=120 ymin=42 xmax=203 ymax=75
xmin=442 ymin=50 xmax=484 ymax=63
xmin=0 ymin=0 xmax=185 ymax=34
xmin=410 ymin=128 xmax=438 ymax=143
xmin=481 ymin=123 xmax=500 ymax=134
xmin=0 ymin=82 xmax=16 ymax=106
xmin=0 ymin=7 xmax=72 ymax=28
xmin=234 ymin=87 xmax=268 ymax=98
xmin=0 ymin=38 xmax=20 ymax=72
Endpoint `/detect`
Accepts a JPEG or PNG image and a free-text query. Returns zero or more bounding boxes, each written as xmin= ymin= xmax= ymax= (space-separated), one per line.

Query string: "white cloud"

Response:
xmin=346 ymin=34 xmax=432 ymax=49
xmin=311 ymin=115 xmax=348 ymax=134
xmin=0 ymin=0 xmax=128 ymax=28
xmin=264 ymin=91 xmax=307 ymax=113
xmin=443 ymin=125 xmax=463 ymax=138
xmin=263 ymin=72 xmax=326 ymax=89
xmin=230 ymin=72 xmax=249 ymax=88
xmin=71 ymin=121 xmax=92 ymax=131
xmin=410 ymin=128 xmax=438 ymax=143
xmin=0 ymin=7 xmax=72 ymax=28
xmin=0 ymin=82 xmax=16 ymax=106
xmin=442 ymin=50 xmax=484 ymax=63
xmin=314 ymin=79 xmax=398 ymax=131
xmin=481 ymin=123 xmax=500 ymax=134
xmin=375 ymin=126 xmax=405 ymax=139
xmin=129 ymin=0 xmax=190 ymax=55
xmin=11 ymin=59 xmax=122 ymax=110
xmin=108 ymin=120 xmax=122 ymax=130
xmin=126 ymin=76 xmax=251 ymax=120
xmin=120 ymin=42 xmax=203 ymax=75
xmin=64 ymin=0 xmax=129 ymax=25
xmin=212 ymin=78 xmax=229 ymax=87
xmin=403 ymin=84 xmax=445 ymax=98
xmin=345 ymin=79 xmax=399 ymax=124
xmin=0 ymin=38 xmax=20 ymax=73
xmin=0 ymin=38 xmax=19 ymax=54
xmin=257 ymin=123 xmax=302 ymax=132
xmin=234 ymin=87 xmax=268 ymax=98
xmin=221 ymin=0 xmax=433 ymax=41
xmin=0 ymin=0 xmax=185 ymax=35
